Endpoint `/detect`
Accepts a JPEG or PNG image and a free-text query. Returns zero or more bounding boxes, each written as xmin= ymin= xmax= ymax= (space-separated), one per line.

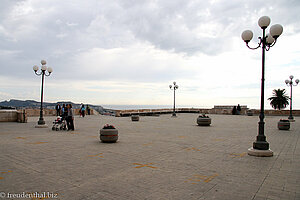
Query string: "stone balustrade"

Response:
xmin=0 ymin=110 xmax=27 ymax=122
xmin=0 ymin=108 xmax=95 ymax=122
xmin=115 ymin=107 xmax=300 ymax=117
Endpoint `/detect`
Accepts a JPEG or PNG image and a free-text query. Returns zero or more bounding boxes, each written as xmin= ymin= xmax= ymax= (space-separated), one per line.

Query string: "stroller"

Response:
xmin=52 ymin=116 xmax=67 ymax=131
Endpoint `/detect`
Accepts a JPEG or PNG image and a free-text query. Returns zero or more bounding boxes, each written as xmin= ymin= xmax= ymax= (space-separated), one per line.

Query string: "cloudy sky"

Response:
xmin=0 ymin=0 xmax=299 ymax=109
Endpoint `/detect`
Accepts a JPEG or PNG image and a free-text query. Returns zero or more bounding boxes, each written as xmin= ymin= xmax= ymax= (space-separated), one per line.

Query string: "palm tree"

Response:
xmin=268 ymin=89 xmax=289 ymax=110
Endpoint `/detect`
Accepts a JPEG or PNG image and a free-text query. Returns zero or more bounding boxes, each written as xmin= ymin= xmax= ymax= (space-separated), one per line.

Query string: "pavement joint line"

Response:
xmin=142 ymin=142 xmax=153 ymax=146
xmin=230 ymin=152 xmax=247 ymax=157
xmin=87 ymin=153 xmax=104 ymax=158
xmin=1 ymin=170 xmax=12 ymax=174
xmin=26 ymin=142 xmax=48 ymax=145
xmin=184 ymin=174 xmax=219 ymax=184
xmin=213 ymin=139 xmax=226 ymax=141
xmin=15 ymin=137 xmax=27 ymax=139
xmin=0 ymin=170 xmax=12 ymax=180
xmin=184 ymin=147 xmax=201 ymax=152
xmin=86 ymin=136 xmax=98 ymax=138
xmin=69 ymin=132 xmax=80 ymax=134
xmin=133 ymin=163 xmax=158 ymax=169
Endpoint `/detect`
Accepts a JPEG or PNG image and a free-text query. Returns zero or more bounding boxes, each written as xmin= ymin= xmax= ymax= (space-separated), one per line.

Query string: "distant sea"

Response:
xmin=101 ymin=105 xmax=211 ymax=110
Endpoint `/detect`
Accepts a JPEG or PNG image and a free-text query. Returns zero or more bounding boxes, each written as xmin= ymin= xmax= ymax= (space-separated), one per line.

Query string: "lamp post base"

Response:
xmin=171 ymin=113 xmax=177 ymax=117
xmin=36 ymin=118 xmax=47 ymax=128
xmin=35 ymin=124 xmax=48 ymax=128
xmin=288 ymin=116 xmax=295 ymax=122
xmin=248 ymin=147 xmax=273 ymax=157
xmin=253 ymin=139 xmax=269 ymax=150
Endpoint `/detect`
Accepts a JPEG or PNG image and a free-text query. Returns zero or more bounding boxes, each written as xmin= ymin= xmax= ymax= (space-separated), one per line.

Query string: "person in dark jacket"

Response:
xmin=55 ymin=103 xmax=61 ymax=116
xmin=66 ymin=104 xmax=74 ymax=131
xmin=237 ymin=104 xmax=241 ymax=115
xmin=232 ymin=106 xmax=237 ymax=115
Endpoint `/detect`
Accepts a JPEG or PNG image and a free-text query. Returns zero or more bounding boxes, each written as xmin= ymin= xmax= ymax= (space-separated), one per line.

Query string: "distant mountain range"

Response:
xmin=0 ymin=99 xmax=112 ymax=114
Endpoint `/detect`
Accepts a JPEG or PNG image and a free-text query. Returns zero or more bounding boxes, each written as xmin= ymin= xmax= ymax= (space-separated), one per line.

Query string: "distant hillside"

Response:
xmin=0 ymin=99 xmax=110 ymax=114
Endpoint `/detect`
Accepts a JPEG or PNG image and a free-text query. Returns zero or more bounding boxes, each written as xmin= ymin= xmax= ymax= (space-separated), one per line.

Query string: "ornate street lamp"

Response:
xmin=33 ymin=60 xmax=53 ymax=127
xmin=242 ymin=16 xmax=283 ymax=157
xmin=169 ymin=81 xmax=179 ymax=117
xmin=285 ymin=75 xmax=299 ymax=121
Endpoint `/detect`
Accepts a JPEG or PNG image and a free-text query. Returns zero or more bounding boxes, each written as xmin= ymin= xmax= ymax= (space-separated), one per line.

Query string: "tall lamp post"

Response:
xmin=285 ymin=75 xmax=299 ymax=121
xmin=33 ymin=60 xmax=53 ymax=128
xmin=242 ymin=16 xmax=283 ymax=157
xmin=169 ymin=81 xmax=178 ymax=117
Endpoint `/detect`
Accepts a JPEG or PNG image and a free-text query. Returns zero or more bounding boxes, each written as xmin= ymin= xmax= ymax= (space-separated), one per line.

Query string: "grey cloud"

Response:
xmin=0 ymin=0 xmax=299 ymax=81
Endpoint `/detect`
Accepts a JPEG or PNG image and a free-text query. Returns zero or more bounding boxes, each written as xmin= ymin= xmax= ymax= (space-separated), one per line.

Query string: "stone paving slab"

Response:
xmin=0 ymin=114 xmax=299 ymax=200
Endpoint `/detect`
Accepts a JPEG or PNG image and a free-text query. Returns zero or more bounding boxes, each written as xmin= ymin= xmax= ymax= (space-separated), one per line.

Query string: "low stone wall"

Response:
xmin=115 ymin=108 xmax=300 ymax=117
xmin=256 ymin=109 xmax=300 ymax=116
xmin=211 ymin=105 xmax=248 ymax=115
xmin=25 ymin=108 xmax=94 ymax=117
xmin=25 ymin=109 xmax=56 ymax=117
xmin=0 ymin=110 xmax=27 ymax=123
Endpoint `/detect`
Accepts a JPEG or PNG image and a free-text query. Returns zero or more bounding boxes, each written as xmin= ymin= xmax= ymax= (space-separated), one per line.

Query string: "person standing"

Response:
xmin=232 ymin=106 xmax=237 ymax=115
xmin=55 ymin=103 xmax=61 ymax=116
xmin=81 ymin=104 xmax=86 ymax=118
xmin=79 ymin=103 xmax=83 ymax=117
xmin=61 ymin=104 xmax=67 ymax=118
xmin=87 ymin=105 xmax=90 ymax=115
xmin=66 ymin=104 xmax=74 ymax=131
xmin=237 ymin=104 xmax=241 ymax=115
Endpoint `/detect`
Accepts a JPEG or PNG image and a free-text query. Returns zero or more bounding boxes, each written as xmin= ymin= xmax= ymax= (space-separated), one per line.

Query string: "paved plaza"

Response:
xmin=0 ymin=114 xmax=299 ymax=200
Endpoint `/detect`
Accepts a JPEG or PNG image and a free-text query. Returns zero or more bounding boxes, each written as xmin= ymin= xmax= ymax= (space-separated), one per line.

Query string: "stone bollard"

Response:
xmin=131 ymin=115 xmax=139 ymax=121
xmin=99 ymin=124 xmax=118 ymax=143
xmin=278 ymin=119 xmax=290 ymax=130
xmin=197 ymin=114 xmax=211 ymax=126
xmin=247 ymin=110 xmax=253 ymax=116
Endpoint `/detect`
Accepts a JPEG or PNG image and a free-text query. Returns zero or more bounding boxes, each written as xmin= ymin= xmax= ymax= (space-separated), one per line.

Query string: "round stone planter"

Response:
xmin=247 ymin=110 xmax=253 ymax=116
xmin=99 ymin=128 xmax=119 ymax=143
xmin=197 ymin=117 xmax=211 ymax=126
xmin=277 ymin=120 xmax=290 ymax=130
xmin=131 ymin=115 xmax=139 ymax=121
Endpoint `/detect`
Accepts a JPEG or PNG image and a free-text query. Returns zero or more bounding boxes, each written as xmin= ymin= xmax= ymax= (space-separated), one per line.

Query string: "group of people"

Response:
xmin=55 ymin=103 xmax=74 ymax=131
xmin=79 ymin=104 xmax=91 ymax=117
xmin=232 ymin=104 xmax=242 ymax=115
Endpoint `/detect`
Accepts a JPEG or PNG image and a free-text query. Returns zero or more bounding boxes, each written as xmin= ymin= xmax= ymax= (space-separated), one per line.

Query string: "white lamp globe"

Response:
xmin=169 ymin=85 xmax=172 ymax=89
xmin=266 ymin=34 xmax=275 ymax=44
xmin=173 ymin=81 xmax=176 ymax=85
xmin=285 ymin=80 xmax=290 ymax=84
xmin=258 ymin=16 xmax=271 ymax=28
xmin=270 ymin=24 xmax=283 ymax=39
xmin=47 ymin=67 xmax=53 ymax=73
xmin=33 ymin=65 xmax=39 ymax=71
xmin=289 ymin=75 xmax=294 ymax=79
xmin=41 ymin=65 xmax=47 ymax=71
xmin=241 ymin=30 xmax=253 ymax=42
xmin=295 ymin=79 xmax=299 ymax=84
xmin=41 ymin=60 xmax=47 ymax=65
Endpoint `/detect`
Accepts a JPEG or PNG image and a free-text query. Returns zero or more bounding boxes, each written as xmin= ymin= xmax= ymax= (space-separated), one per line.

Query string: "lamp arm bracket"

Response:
xmin=268 ymin=38 xmax=278 ymax=48
xmin=34 ymin=71 xmax=42 ymax=76
xmin=246 ymin=38 xmax=262 ymax=50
